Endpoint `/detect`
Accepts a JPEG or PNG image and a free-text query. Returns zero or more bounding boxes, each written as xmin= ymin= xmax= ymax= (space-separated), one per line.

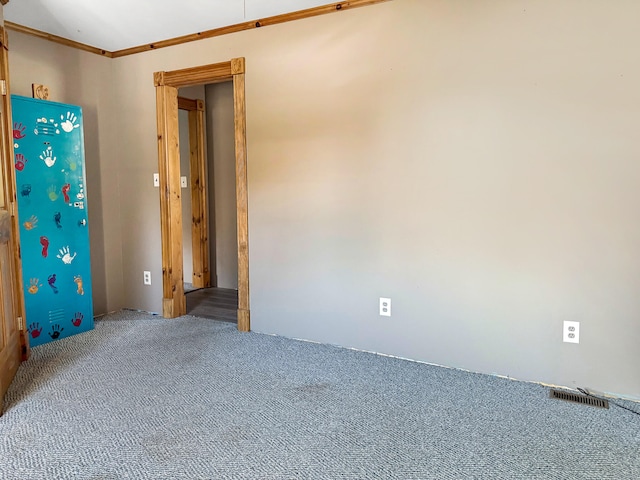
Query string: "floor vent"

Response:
xmin=549 ymin=389 xmax=609 ymax=409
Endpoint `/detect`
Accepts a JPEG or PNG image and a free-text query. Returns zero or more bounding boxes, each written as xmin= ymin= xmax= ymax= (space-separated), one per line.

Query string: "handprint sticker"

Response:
xmin=40 ymin=147 xmax=56 ymax=167
xmin=48 ymin=274 xmax=58 ymax=294
xmin=47 ymin=185 xmax=59 ymax=201
xmin=61 ymin=184 xmax=71 ymax=203
xmin=15 ymin=153 xmax=27 ymax=171
xmin=23 ymin=215 xmax=38 ymax=230
xmin=49 ymin=324 xmax=64 ymax=339
xmin=40 ymin=236 xmax=49 ymax=258
xmin=71 ymin=312 xmax=83 ymax=327
xmin=61 ymin=112 xmax=79 ymax=133
xmin=28 ymin=323 xmax=43 ymax=339
xmin=54 ymin=212 xmax=62 ymax=229
xmin=74 ymin=275 xmax=84 ymax=295
xmin=21 ymin=184 xmax=32 ymax=198
xmin=13 ymin=122 xmax=26 ymax=140
xmin=57 ymin=246 xmax=77 ymax=264
xmin=27 ymin=278 xmax=42 ymax=294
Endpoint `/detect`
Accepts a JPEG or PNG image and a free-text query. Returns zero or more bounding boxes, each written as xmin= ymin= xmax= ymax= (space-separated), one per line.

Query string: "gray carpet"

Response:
xmin=1 ymin=310 xmax=638 ymax=479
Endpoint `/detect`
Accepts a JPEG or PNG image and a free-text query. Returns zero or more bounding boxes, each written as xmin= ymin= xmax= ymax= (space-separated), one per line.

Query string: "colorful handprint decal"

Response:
xmin=21 ymin=184 xmax=32 ymax=198
xmin=23 ymin=215 xmax=38 ymax=230
xmin=71 ymin=312 xmax=83 ymax=327
xmin=66 ymin=158 xmax=78 ymax=171
xmin=48 ymin=324 xmax=63 ymax=339
xmin=28 ymin=323 xmax=42 ymax=339
xmin=57 ymin=246 xmax=77 ymax=264
xmin=47 ymin=185 xmax=59 ymax=201
xmin=15 ymin=153 xmax=27 ymax=171
xmin=74 ymin=275 xmax=84 ymax=295
xmin=27 ymin=278 xmax=42 ymax=294
xmin=40 ymin=147 xmax=56 ymax=167
xmin=61 ymin=112 xmax=79 ymax=133
xmin=54 ymin=212 xmax=62 ymax=229
xmin=13 ymin=122 xmax=26 ymax=140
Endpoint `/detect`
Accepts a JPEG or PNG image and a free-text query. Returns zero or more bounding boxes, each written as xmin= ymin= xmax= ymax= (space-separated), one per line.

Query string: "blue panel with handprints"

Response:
xmin=12 ymin=95 xmax=94 ymax=347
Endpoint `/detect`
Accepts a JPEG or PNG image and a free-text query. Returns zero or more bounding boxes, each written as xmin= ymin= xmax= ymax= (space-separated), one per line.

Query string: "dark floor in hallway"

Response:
xmin=185 ymin=287 xmax=238 ymax=323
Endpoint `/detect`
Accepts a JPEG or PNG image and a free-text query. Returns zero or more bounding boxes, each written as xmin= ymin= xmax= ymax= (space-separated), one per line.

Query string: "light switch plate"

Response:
xmin=181 ymin=176 xmax=188 ymax=188
xmin=153 ymin=173 xmax=160 ymax=187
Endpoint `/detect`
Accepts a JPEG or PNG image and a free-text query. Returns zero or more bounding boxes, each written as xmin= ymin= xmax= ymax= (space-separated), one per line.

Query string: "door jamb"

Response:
xmin=177 ymin=96 xmax=210 ymax=289
xmin=154 ymin=58 xmax=249 ymax=331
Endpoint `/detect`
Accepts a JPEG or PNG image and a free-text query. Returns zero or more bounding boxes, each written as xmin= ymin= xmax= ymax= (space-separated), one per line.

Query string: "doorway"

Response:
xmin=154 ymin=58 xmax=249 ymax=332
xmin=179 ymin=83 xmax=238 ymax=323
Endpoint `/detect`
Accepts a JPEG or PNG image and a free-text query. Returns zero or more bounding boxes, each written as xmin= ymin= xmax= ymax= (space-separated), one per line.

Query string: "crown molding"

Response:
xmin=5 ymin=0 xmax=390 ymax=58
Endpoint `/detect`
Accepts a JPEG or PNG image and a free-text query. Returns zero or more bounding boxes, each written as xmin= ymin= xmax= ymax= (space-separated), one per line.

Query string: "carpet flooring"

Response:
xmin=0 ymin=310 xmax=638 ymax=479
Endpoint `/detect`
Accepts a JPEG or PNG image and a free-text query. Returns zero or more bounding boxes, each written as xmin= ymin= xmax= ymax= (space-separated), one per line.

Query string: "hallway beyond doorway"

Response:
xmin=186 ymin=287 xmax=237 ymax=323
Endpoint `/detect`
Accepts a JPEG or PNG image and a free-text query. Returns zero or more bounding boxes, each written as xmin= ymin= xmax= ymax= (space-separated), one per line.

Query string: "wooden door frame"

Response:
xmin=154 ymin=58 xmax=249 ymax=331
xmin=177 ymin=96 xmax=210 ymax=289
xmin=0 ymin=25 xmax=28 ymax=415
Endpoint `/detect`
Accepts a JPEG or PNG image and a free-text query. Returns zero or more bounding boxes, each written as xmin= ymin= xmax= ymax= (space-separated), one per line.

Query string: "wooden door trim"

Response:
xmin=178 ymin=96 xmax=210 ymax=289
xmin=155 ymin=58 xmax=250 ymax=332
xmin=0 ymin=25 xmax=28 ymax=414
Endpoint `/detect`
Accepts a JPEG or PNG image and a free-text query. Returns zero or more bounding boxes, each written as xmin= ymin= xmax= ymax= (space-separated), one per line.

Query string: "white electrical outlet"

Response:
xmin=180 ymin=176 xmax=188 ymax=188
xmin=143 ymin=271 xmax=151 ymax=285
xmin=563 ymin=321 xmax=579 ymax=343
xmin=153 ymin=173 xmax=160 ymax=187
xmin=379 ymin=297 xmax=391 ymax=317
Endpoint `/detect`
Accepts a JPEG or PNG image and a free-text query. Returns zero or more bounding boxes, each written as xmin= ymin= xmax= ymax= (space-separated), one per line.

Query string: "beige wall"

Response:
xmin=205 ymin=82 xmax=237 ymax=289
xmin=8 ymin=31 xmax=118 ymax=314
xmin=8 ymin=0 xmax=640 ymax=398
xmin=178 ymin=108 xmax=193 ymax=282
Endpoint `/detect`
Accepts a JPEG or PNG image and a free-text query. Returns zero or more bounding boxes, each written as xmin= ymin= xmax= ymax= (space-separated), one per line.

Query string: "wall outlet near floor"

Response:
xmin=379 ymin=297 xmax=391 ymax=317
xmin=563 ymin=321 xmax=579 ymax=343
xmin=143 ymin=271 xmax=151 ymax=285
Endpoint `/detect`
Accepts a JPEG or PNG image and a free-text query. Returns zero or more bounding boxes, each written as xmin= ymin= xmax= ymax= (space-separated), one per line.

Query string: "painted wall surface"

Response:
xmin=8 ymin=31 xmax=118 ymax=314
xmin=178 ymin=109 xmax=193 ymax=282
xmin=205 ymin=82 xmax=237 ymax=289
xmin=8 ymin=0 xmax=640 ymax=398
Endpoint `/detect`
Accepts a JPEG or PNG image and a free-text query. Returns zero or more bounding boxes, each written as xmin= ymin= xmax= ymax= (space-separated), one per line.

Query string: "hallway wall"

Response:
xmin=205 ymin=82 xmax=237 ymax=289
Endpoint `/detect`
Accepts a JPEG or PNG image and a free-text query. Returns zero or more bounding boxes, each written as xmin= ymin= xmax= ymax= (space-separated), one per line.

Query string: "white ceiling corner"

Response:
xmin=4 ymin=0 xmax=337 ymax=52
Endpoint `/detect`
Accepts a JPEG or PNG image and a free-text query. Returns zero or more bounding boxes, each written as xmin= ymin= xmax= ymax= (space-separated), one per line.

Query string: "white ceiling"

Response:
xmin=4 ymin=0 xmax=334 ymax=52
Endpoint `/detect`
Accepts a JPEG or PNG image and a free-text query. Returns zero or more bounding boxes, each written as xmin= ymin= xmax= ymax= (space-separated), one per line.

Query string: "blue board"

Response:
xmin=12 ymin=95 xmax=94 ymax=346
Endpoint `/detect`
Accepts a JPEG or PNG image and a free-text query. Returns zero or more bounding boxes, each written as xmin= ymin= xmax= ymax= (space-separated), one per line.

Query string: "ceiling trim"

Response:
xmin=5 ymin=0 xmax=391 ymax=59
xmin=5 ymin=21 xmax=113 ymax=57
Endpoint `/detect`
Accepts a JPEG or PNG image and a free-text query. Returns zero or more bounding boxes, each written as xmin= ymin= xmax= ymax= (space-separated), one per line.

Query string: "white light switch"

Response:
xmin=181 ymin=176 xmax=188 ymax=188
xmin=153 ymin=173 xmax=160 ymax=187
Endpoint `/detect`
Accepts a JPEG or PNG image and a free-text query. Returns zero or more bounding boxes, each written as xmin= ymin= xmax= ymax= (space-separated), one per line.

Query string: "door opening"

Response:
xmin=154 ymin=58 xmax=249 ymax=331
xmin=177 ymin=95 xmax=210 ymax=290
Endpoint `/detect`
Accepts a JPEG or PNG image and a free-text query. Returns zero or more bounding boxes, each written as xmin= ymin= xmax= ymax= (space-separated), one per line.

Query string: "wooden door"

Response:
xmin=0 ymin=25 xmax=28 ymax=414
xmin=0 ymin=108 xmax=26 ymax=415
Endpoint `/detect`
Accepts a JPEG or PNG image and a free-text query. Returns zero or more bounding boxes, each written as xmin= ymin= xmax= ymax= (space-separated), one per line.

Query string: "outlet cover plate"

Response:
xmin=563 ymin=321 xmax=579 ymax=343
xmin=379 ymin=297 xmax=391 ymax=317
